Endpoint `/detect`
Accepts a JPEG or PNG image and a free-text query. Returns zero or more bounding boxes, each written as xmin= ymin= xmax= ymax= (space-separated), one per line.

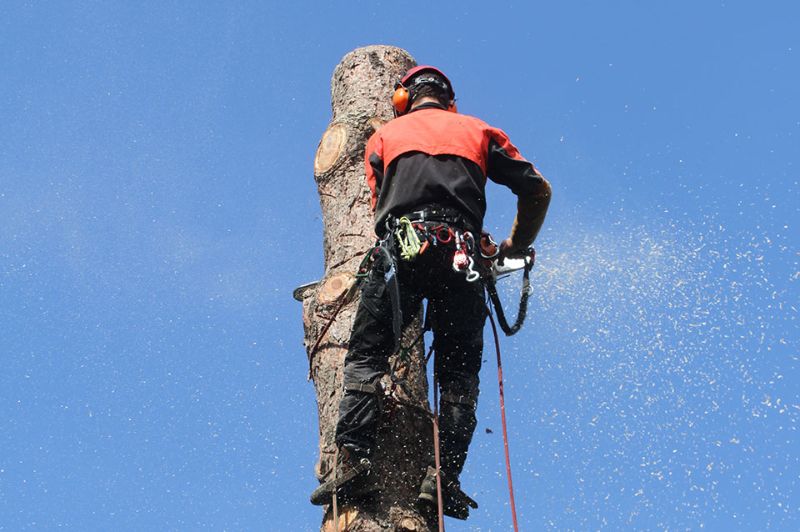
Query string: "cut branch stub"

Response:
xmin=318 ymin=272 xmax=355 ymax=306
xmin=315 ymin=123 xmax=347 ymax=175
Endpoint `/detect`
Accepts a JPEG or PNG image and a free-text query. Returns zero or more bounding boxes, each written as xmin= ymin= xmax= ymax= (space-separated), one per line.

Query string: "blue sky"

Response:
xmin=1 ymin=1 xmax=797 ymax=530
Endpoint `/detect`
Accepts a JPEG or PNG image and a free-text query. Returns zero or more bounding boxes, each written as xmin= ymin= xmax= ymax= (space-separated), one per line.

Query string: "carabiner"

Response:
xmin=479 ymin=231 xmax=500 ymax=259
xmin=462 ymin=231 xmax=475 ymax=251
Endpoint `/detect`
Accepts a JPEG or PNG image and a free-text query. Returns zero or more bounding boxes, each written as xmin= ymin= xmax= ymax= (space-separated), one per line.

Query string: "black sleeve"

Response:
xmin=369 ymin=152 xmax=384 ymax=197
xmin=487 ymin=138 xmax=552 ymax=248
xmin=486 ymin=139 xmax=546 ymax=196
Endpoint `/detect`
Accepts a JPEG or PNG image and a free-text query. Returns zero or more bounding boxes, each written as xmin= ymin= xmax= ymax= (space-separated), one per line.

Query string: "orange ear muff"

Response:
xmin=392 ymin=85 xmax=410 ymax=115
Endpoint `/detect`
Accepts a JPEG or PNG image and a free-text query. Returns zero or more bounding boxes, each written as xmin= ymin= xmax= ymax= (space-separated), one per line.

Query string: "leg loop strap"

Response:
xmin=345 ymin=382 xmax=381 ymax=395
xmin=441 ymin=391 xmax=478 ymax=409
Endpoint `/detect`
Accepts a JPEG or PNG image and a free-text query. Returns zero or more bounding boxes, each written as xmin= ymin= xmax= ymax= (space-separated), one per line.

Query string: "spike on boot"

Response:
xmin=310 ymin=450 xmax=378 ymax=506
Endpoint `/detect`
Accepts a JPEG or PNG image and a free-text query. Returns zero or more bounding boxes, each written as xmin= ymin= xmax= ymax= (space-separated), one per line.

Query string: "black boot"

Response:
xmin=310 ymin=448 xmax=379 ymax=506
xmin=417 ymin=466 xmax=478 ymax=520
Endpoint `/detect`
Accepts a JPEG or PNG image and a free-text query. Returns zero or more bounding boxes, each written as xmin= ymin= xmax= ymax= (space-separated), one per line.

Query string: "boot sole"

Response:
xmin=310 ymin=464 xmax=377 ymax=506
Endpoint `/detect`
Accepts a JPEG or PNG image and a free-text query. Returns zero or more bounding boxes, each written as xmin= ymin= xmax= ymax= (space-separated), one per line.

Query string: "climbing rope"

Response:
xmin=487 ymin=308 xmax=520 ymax=532
xmin=432 ymin=363 xmax=446 ymax=532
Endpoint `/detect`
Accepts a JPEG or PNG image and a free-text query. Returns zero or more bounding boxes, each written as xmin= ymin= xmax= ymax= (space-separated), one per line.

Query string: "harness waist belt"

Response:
xmin=400 ymin=204 xmax=474 ymax=232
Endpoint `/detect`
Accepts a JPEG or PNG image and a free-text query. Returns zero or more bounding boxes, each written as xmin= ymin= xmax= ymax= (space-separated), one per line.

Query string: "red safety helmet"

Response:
xmin=391 ymin=65 xmax=457 ymax=116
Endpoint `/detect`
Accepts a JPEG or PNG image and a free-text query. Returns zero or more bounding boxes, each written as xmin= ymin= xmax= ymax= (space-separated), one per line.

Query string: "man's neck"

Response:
xmin=410 ymin=96 xmax=445 ymax=111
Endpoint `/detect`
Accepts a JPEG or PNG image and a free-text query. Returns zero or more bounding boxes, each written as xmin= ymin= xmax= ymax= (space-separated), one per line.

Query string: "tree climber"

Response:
xmin=311 ymin=65 xmax=552 ymax=520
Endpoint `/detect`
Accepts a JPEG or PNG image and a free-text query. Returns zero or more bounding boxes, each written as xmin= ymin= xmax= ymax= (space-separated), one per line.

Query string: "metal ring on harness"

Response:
xmin=435 ymin=226 xmax=453 ymax=244
xmin=522 ymin=283 xmax=533 ymax=296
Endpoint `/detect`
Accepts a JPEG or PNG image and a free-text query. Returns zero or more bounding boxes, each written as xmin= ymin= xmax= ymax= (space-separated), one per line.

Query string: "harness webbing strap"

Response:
xmin=485 ymin=257 xmax=533 ymax=336
xmin=373 ymin=238 xmax=404 ymax=351
xmin=440 ymin=391 xmax=478 ymax=408
xmin=345 ymin=383 xmax=380 ymax=395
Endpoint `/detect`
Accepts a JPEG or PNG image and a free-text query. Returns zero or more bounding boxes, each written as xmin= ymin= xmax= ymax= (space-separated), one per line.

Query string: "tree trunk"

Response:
xmin=298 ymin=46 xmax=437 ymax=531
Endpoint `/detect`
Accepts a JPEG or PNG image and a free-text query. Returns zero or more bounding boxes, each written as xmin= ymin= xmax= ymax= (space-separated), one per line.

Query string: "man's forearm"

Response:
xmin=509 ymin=179 xmax=552 ymax=249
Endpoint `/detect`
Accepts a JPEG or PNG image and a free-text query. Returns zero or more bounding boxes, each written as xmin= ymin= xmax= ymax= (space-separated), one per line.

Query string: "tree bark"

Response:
xmin=299 ymin=46 xmax=437 ymax=531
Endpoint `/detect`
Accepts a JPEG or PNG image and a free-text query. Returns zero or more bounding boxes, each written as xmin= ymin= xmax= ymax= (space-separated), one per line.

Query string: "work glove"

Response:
xmin=498 ymin=237 xmax=531 ymax=263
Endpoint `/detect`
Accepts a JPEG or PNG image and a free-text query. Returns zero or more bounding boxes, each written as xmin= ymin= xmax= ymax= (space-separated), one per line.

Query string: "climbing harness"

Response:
xmin=392 ymin=212 xmax=481 ymax=284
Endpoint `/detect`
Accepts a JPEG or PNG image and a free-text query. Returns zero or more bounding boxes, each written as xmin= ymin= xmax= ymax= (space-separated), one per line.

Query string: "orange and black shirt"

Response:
xmin=365 ymin=102 xmax=548 ymax=236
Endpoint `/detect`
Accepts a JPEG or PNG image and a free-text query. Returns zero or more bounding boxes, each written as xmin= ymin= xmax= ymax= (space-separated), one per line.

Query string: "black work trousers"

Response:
xmin=335 ymin=238 xmax=487 ymax=478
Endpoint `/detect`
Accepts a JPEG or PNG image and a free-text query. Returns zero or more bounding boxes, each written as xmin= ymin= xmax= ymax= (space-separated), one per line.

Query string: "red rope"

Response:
xmin=432 ymin=365 xmax=446 ymax=532
xmin=488 ymin=311 xmax=520 ymax=532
